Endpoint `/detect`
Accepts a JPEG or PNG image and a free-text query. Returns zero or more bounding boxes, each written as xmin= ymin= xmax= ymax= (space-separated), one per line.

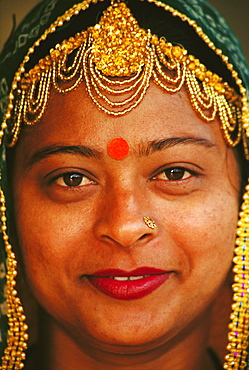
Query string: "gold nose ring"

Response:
xmin=143 ymin=216 xmax=157 ymax=229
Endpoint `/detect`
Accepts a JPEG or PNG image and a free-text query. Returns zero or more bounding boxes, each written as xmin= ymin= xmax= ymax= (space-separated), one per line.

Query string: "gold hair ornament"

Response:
xmin=0 ymin=185 xmax=28 ymax=370
xmin=224 ymin=183 xmax=249 ymax=370
xmin=0 ymin=0 xmax=248 ymax=157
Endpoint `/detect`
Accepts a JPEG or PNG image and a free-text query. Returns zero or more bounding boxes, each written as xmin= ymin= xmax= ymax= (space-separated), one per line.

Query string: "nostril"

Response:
xmin=139 ymin=234 xmax=150 ymax=241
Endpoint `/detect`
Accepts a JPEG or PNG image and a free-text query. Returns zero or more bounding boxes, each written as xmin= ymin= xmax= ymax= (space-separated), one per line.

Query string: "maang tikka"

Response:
xmin=1 ymin=0 xmax=249 ymax=157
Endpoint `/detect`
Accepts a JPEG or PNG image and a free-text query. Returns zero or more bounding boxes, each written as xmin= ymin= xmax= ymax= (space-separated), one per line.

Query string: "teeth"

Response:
xmin=113 ymin=276 xmax=129 ymax=281
xmin=112 ymin=275 xmax=149 ymax=281
xmin=129 ymin=275 xmax=144 ymax=280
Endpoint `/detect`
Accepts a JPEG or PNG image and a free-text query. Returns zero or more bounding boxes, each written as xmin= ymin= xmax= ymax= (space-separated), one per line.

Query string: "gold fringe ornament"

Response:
xmin=224 ymin=183 xmax=249 ymax=370
xmin=0 ymin=185 xmax=28 ymax=370
xmin=0 ymin=0 xmax=248 ymax=157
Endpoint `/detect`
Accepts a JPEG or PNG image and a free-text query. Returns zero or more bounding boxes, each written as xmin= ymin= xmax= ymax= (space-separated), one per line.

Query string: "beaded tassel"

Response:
xmin=224 ymin=183 xmax=249 ymax=370
xmin=0 ymin=186 xmax=28 ymax=370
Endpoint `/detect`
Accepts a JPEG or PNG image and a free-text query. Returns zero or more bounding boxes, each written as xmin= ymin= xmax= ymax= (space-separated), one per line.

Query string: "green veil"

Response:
xmin=0 ymin=0 xmax=248 ymax=368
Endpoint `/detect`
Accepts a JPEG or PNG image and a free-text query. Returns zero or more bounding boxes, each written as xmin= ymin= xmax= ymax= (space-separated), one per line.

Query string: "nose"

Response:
xmin=93 ymin=185 xmax=157 ymax=249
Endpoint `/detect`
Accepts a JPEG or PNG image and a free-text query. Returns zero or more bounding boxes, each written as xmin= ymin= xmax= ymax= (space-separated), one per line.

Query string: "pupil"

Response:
xmin=64 ymin=174 xmax=82 ymax=187
xmin=166 ymin=168 xmax=184 ymax=180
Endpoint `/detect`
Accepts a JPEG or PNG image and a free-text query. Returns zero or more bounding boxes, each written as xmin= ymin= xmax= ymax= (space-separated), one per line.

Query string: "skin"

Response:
xmin=11 ymin=81 xmax=240 ymax=370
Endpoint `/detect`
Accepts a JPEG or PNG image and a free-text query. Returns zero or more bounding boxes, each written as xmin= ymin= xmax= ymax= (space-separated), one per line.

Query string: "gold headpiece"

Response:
xmin=1 ymin=0 xmax=249 ymax=156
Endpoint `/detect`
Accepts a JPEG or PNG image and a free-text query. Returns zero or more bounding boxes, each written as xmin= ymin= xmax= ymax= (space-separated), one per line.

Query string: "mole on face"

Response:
xmin=107 ymin=137 xmax=130 ymax=160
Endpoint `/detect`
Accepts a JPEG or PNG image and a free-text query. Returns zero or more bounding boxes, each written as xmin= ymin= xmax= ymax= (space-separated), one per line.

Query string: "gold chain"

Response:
xmin=224 ymin=183 xmax=249 ymax=370
xmin=1 ymin=1 xmax=246 ymax=154
xmin=0 ymin=184 xmax=28 ymax=370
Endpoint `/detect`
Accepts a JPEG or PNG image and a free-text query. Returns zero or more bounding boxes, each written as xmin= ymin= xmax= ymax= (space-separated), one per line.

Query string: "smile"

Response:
xmin=85 ymin=268 xmax=171 ymax=300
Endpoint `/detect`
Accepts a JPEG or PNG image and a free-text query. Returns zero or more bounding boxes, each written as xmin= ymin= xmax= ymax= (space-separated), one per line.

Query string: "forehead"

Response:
xmin=14 ymin=81 xmax=226 ymax=155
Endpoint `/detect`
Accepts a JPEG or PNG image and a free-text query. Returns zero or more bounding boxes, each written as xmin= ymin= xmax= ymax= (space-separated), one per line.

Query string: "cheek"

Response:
xmin=13 ymin=190 xmax=88 ymax=292
xmin=162 ymin=189 xmax=238 ymax=280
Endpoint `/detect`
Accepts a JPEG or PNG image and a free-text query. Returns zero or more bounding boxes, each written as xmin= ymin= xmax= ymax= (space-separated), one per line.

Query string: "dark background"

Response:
xmin=208 ymin=0 xmax=249 ymax=61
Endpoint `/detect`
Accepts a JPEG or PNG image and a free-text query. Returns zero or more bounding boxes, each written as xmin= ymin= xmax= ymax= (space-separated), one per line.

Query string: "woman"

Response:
xmin=0 ymin=0 xmax=248 ymax=369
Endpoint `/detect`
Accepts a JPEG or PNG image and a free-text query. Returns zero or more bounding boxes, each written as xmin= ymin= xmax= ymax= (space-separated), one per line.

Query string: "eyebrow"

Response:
xmin=26 ymin=144 xmax=102 ymax=168
xmin=137 ymin=137 xmax=216 ymax=156
xmin=26 ymin=136 xmax=216 ymax=168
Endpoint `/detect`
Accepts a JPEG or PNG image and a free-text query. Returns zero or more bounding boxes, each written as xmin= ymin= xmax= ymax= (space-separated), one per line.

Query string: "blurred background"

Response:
xmin=0 ymin=0 xmax=249 ymax=61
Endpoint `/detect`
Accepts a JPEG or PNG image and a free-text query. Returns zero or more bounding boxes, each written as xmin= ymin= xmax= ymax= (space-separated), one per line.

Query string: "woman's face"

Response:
xmin=12 ymin=82 xmax=239 ymax=355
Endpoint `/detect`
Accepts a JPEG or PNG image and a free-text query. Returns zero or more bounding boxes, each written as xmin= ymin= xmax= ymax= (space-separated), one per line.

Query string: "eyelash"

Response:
xmin=152 ymin=166 xmax=198 ymax=182
xmin=53 ymin=172 xmax=95 ymax=188
xmin=50 ymin=165 xmax=199 ymax=190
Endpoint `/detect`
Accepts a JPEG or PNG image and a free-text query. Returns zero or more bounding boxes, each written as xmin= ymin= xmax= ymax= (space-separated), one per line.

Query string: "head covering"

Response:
xmin=0 ymin=0 xmax=248 ymax=368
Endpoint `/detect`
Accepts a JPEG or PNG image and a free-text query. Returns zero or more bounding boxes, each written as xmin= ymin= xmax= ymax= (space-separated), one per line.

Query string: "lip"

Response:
xmin=85 ymin=267 xmax=171 ymax=300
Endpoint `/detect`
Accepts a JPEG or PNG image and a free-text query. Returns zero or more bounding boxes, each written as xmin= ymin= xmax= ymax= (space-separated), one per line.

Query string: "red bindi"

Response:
xmin=107 ymin=137 xmax=130 ymax=160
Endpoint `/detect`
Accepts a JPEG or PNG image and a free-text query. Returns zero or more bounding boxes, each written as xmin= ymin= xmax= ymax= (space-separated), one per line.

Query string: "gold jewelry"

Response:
xmin=0 ymin=185 xmax=28 ymax=370
xmin=143 ymin=216 xmax=157 ymax=229
xmin=0 ymin=0 xmax=248 ymax=159
xmin=224 ymin=182 xmax=249 ymax=370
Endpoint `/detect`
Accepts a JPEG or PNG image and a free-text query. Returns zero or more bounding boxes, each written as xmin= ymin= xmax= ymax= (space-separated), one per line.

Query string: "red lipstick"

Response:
xmin=86 ymin=267 xmax=171 ymax=300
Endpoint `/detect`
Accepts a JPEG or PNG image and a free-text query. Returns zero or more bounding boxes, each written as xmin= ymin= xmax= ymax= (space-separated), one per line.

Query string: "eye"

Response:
xmin=156 ymin=167 xmax=194 ymax=181
xmin=55 ymin=173 xmax=93 ymax=187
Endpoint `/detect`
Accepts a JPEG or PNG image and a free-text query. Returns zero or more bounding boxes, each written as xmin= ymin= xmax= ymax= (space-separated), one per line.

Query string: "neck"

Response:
xmin=34 ymin=311 xmax=221 ymax=370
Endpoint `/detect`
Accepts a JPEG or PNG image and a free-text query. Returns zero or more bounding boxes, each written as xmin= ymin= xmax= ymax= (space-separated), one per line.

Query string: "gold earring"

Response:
xmin=143 ymin=216 xmax=157 ymax=229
